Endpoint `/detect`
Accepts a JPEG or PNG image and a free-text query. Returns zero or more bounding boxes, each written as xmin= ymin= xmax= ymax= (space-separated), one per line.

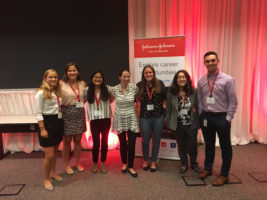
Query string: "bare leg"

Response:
xmin=50 ymin=144 xmax=63 ymax=181
xmin=73 ymin=134 xmax=84 ymax=171
xmin=43 ymin=147 xmax=55 ymax=190
xmin=62 ymin=135 xmax=74 ymax=174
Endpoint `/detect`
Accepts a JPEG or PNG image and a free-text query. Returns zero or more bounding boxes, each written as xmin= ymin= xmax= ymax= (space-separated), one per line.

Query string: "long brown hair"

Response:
xmin=37 ymin=69 xmax=62 ymax=99
xmin=169 ymin=70 xmax=195 ymax=96
xmin=137 ymin=65 xmax=161 ymax=101
xmin=61 ymin=62 xmax=82 ymax=82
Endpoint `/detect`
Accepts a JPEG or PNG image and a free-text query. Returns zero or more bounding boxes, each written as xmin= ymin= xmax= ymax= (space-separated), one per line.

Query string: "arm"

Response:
xmin=35 ymin=90 xmax=48 ymax=138
xmin=166 ymin=91 xmax=172 ymax=124
xmin=226 ymin=79 xmax=238 ymax=121
xmin=197 ymin=82 xmax=204 ymax=115
xmin=107 ymin=85 xmax=115 ymax=103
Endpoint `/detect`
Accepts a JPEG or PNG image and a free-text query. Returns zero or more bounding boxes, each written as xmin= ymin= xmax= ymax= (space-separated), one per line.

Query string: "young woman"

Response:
xmin=136 ymin=65 xmax=166 ymax=172
xmin=61 ymin=62 xmax=87 ymax=174
xmin=166 ymin=70 xmax=200 ymax=174
xmin=86 ymin=71 xmax=112 ymax=173
xmin=110 ymin=69 xmax=139 ymax=177
xmin=35 ymin=69 xmax=64 ymax=191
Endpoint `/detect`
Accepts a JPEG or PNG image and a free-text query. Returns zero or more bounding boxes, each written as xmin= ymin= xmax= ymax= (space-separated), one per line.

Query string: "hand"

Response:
xmin=227 ymin=120 xmax=231 ymax=125
xmin=40 ymin=129 xmax=48 ymax=138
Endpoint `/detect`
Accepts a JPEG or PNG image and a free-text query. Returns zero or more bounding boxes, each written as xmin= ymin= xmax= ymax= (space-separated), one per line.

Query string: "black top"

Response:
xmin=137 ymin=80 xmax=166 ymax=118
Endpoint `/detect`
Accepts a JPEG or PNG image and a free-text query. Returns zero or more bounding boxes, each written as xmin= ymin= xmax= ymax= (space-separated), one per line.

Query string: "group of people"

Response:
xmin=35 ymin=51 xmax=238 ymax=191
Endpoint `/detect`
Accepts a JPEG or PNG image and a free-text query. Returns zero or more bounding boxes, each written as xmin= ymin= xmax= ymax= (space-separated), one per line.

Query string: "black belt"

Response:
xmin=203 ymin=111 xmax=226 ymax=116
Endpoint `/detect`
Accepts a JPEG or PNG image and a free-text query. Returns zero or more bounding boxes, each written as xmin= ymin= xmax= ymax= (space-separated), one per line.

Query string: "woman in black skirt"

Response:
xmin=35 ymin=69 xmax=64 ymax=191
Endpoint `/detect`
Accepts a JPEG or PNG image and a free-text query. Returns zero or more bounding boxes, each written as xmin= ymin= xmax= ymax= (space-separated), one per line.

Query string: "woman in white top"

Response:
xmin=110 ymin=69 xmax=139 ymax=177
xmin=35 ymin=69 xmax=64 ymax=191
xmin=86 ymin=70 xmax=113 ymax=173
xmin=60 ymin=62 xmax=87 ymax=174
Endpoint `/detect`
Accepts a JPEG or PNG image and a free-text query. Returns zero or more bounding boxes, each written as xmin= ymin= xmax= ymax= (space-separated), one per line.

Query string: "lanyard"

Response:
xmin=207 ymin=69 xmax=219 ymax=97
xmin=55 ymin=93 xmax=61 ymax=112
xmin=178 ymin=94 xmax=187 ymax=106
xmin=68 ymin=81 xmax=80 ymax=101
xmin=94 ymin=91 xmax=101 ymax=110
xmin=146 ymin=85 xmax=154 ymax=103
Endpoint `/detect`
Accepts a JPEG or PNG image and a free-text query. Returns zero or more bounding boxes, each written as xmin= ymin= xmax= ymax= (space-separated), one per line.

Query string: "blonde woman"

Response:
xmin=35 ymin=69 xmax=64 ymax=191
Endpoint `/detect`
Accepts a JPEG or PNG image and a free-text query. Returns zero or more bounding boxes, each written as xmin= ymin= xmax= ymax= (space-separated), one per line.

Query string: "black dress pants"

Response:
xmin=199 ymin=112 xmax=232 ymax=176
xmin=90 ymin=118 xmax=111 ymax=163
xmin=117 ymin=131 xmax=137 ymax=168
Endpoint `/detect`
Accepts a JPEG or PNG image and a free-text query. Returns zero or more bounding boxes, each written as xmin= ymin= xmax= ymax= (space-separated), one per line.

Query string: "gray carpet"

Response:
xmin=1 ymin=143 xmax=267 ymax=200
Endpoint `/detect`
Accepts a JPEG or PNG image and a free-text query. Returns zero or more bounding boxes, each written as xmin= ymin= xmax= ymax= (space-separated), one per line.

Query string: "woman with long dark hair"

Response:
xmin=166 ymin=70 xmax=200 ymax=174
xmin=136 ymin=65 xmax=166 ymax=172
xmin=86 ymin=71 xmax=112 ymax=173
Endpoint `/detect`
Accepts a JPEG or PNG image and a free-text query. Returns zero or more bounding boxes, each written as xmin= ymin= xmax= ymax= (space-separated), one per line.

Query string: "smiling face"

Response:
xmin=67 ymin=65 xmax=79 ymax=81
xmin=119 ymin=70 xmax=130 ymax=85
xmin=45 ymin=71 xmax=58 ymax=88
xmin=143 ymin=67 xmax=154 ymax=83
xmin=177 ymin=72 xmax=187 ymax=88
xmin=92 ymin=72 xmax=103 ymax=87
xmin=204 ymin=54 xmax=219 ymax=75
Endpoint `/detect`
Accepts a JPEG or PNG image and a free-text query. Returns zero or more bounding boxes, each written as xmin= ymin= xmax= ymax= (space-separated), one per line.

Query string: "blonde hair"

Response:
xmin=37 ymin=69 xmax=62 ymax=99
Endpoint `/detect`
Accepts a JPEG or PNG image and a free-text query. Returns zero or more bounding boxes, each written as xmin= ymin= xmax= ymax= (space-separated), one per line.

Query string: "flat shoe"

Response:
xmin=51 ymin=175 xmax=63 ymax=182
xmin=92 ymin=163 xmax=98 ymax=173
xmin=65 ymin=167 xmax=74 ymax=175
xmin=76 ymin=165 xmax=84 ymax=172
xmin=150 ymin=167 xmax=157 ymax=173
xmin=121 ymin=168 xmax=127 ymax=173
xmin=44 ymin=182 xmax=54 ymax=191
xmin=198 ymin=170 xmax=212 ymax=179
xmin=212 ymin=176 xmax=229 ymax=186
xmin=142 ymin=165 xmax=150 ymax=171
xmin=100 ymin=163 xmax=107 ymax=174
xmin=191 ymin=166 xmax=201 ymax=174
xmin=128 ymin=169 xmax=138 ymax=177
xmin=179 ymin=166 xmax=188 ymax=174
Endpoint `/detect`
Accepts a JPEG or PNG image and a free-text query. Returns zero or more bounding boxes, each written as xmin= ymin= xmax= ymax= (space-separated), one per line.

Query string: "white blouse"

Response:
xmin=35 ymin=90 xmax=62 ymax=121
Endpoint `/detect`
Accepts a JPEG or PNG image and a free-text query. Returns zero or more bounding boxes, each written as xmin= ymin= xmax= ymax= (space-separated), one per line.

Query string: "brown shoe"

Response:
xmin=198 ymin=170 xmax=212 ymax=179
xmin=92 ymin=163 xmax=98 ymax=173
xmin=100 ymin=163 xmax=107 ymax=174
xmin=212 ymin=176 xmax=229 ymax=186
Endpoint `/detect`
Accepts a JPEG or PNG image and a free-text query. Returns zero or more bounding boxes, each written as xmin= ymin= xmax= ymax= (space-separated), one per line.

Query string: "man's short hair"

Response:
xmin=204 ymin=51 xmax=219 ymax=60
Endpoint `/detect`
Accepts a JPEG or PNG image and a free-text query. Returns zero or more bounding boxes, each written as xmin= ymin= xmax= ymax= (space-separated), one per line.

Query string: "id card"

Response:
xmin=76 ymin=102 xmax=84 ymax=108
xmin=181 ymin=109 xmax=188 ymax=115
xmin=94 ymin=110 xmax=102 ymax=117
xmin=203 ymin=119 xmax=207 ymax=127
xmin=206 ymin=97 xmax=215 ymax=104
xmin=147 ymin=104 xmax=154 ymax=111
xmin=58 ymin=112 xmax=63 ymax=119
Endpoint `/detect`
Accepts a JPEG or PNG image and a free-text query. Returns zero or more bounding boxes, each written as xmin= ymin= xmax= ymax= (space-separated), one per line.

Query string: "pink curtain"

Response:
xmin=128 ymin=0 xmax=267 ymax=144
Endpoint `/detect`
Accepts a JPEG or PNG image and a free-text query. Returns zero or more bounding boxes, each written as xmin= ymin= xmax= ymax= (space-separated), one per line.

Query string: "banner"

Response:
xmin=133 ymin=36 xmax=185 ymax=86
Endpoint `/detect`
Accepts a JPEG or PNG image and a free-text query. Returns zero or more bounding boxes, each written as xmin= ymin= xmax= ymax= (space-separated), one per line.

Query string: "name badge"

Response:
xmin=58 ymin=112 xmax=62 ymax=119
xmin=181 ymin=109 xmax=188 ymax=115
xmin=94 ymin=110 xmax=102 ymax=117
xmin=73 ymin=98 xmax=79 ymax=104
xmin=203 ymin=119 xmax=207 ymax=127
xmin=147 ymin=104 xmax=154 ymax=111
xmin=76 ymin=102 xmax=84 ymax=108
xmin=206 ymin=97 xmax=215 ymax=104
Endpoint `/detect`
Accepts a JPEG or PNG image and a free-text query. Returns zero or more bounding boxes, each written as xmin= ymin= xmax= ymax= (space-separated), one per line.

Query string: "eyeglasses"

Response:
xmin=205 ymin=59 xmax=217 ymax=64
xmin=177 ymin=76 xmax=186 ymax=80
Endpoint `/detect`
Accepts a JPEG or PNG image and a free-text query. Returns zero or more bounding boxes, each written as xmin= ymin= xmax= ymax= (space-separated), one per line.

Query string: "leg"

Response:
xmin=176 ymin=125 xmax=188 ymax=168
xmin=43 ymin=146 xmax=55 ymax=190
xmin=216 ymin=115 xmax=232 ymax=177
xmin=118 ymin=131 xmax=127 ymax=170
xmin=62 ymin=135 xmax=74 ymax=174
xmin=50 ymin=144 xmax=63 ymax=181
xmin=100 ymin=119 xmax=111 ymax=163
xmin=187 ymin=128 xmax=198 ymax=168
xmin=140 ymin=117 xmax=152 ymax=166
xmin=127 ymin=131 xmax=137 ymax=175
xmin=73 ymin=134 xmax=83 ymax=171
xmin=200 ymin=113 xmax=216 ymax=171
xmin=151 ymin=115 xmax=164 ymax=169
xmin=127 ymin=131 xmax=137 ymax=168
xmin=90 ymin=120 xmax=101 ymax=164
